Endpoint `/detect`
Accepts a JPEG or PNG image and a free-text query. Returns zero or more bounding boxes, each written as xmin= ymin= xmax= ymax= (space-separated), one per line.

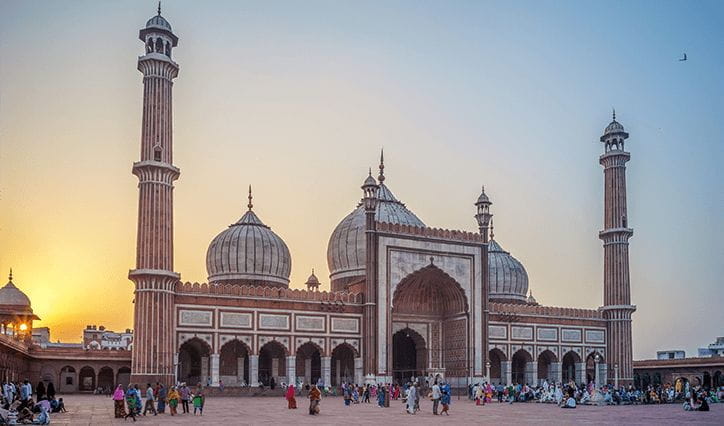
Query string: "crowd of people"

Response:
xmin=112 ymin=382 xmax=206 ymax=421
xmin=0 ymin=380 xmax=66 ymax=424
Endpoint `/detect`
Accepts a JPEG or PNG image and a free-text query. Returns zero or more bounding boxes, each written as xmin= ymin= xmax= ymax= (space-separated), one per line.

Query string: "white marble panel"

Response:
xmin=585 ymin=329 xmax=605 ymax=343
xmin=331 ymin=317 xmax=359 ymax=333
xmin=220 ymin=312 xmax=252 ymax=328
xmin=489 ymin=325 xmax=507 ymax=339
xmin=511 ymin=326 xmax=533 ymax=340
xmin=259 ymin=314 xmax=289 ymax=330
xmin=537 ymin=327 xmax=558 ymax=341
xmin=296 ymin=315 xmax=325 ymax=331
xmin=179 ymin=310 xmax=212 ymax=326
xmin=561 ymin=329 xmax=582 ymax=342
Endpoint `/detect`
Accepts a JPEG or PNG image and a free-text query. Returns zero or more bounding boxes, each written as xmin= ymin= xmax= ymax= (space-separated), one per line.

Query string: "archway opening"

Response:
xmin=295 ymin=342 xmax=321 ymax=386
xmin=220 ymin=339 xmax=250 ymax=386
xmin=392 ymin=328 xmax=426 ymax=383
xmin=489 ymin=349 xmax=505 ymax=384
xmin=178 ymin=337 xmax=212 ymax=387
xmin=98 ymin=366 xmax=114 ymax=391
xmin=117 ymin=367 xmax=131 ymax=387
xmin=78 ymin=366 xmax=95 ymax=391
xmin=59 ymin=366 xmax=76 ymax=393
xmin=562 ymin=351 xmax=581 ymax=384
xmin=331 ymin=344 xmax=355 ymax=386
xmin=585 ymin=352 xmax=604 ymax=385
xmin=703 ymin=371 xmax=711 ymax=388
xmin=259 ymin=341 xmax=287 ymax=387
xmin=511 ymin=350 xmax=533 ymax=385
xmin=538 ymin=350 xmax=557 ymax=383
xmin=392 ymin=264 xmax=468 ymax=379
xmin=714 ymin=371 xmax=722 ymax=388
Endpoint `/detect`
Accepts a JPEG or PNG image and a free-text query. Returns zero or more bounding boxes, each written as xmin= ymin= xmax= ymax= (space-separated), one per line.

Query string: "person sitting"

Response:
xmin=561 ymin=394 xmax=577 ymax=409
xmin=32 ymin=405 xmax=50 ymax=425
xmin=696 ymin=395 xmax=709 ymax=412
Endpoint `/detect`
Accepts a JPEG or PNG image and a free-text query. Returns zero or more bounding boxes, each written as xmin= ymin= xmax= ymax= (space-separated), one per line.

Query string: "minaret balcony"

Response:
xmin=598 ymin=227 xmax=634 ymax=243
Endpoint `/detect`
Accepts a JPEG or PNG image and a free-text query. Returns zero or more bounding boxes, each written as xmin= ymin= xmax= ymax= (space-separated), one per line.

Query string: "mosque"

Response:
xmin=0 ymin=8 xmax=637 ymax=391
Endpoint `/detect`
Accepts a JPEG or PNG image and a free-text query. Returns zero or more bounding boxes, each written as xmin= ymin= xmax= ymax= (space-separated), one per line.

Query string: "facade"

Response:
xmin=83 ymin=325 xmax=133 ymax=351
xmin=126 ymin=9 xmax=637 ymax=389
xmin=634 ymin=357 xmax=724 ymax=390
xmin=657 ymin=350 xmax=686 ymax=360
xmin=698 ymin=337 xmax=724 ymax=357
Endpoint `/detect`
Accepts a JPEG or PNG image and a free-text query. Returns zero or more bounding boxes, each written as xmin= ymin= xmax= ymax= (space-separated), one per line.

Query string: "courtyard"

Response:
xmin=46 ymin=395 xmax=721 ymax=425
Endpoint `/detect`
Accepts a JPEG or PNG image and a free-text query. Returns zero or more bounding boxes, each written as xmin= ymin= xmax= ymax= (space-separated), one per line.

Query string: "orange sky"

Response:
xmin=1 ymin=1 xmax=721 ymax=357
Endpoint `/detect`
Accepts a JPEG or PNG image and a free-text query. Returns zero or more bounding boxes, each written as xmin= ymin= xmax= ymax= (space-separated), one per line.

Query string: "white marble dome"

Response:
xmin=327 ymin=182 xmax=425 ymax=284
xmin=488 ymin=238 xmax=529 ymax=303
xmin=146 ymin=14 xmax=172 ymax=31
xmin=206 ymin=208 xmax=291 ymax=288
xmin=0 ymin=279 xmax=31 ymax=308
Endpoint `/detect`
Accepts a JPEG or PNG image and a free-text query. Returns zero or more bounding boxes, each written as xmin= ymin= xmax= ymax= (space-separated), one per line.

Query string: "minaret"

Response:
xmin=128 ymin=5 xmax=180 ymax=385
xmin=598 ymin=110 xmax=636 ymax=385
xmin=474 ymin=186 xmax=493 ymax=381
xmin=362 ymin=164 xmax=380 ymax=379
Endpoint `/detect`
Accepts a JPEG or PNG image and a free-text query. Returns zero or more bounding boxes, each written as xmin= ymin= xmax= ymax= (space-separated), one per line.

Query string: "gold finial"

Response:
xmin=247 ymin=185 xmax=253 ymax=211
xmin=8 ymin=268 xmax=12 ymax=282
xmin=158 ymin=1 xmax=162 ymax=15
xmin=378 ymin=148 xmax=385 ymax=183
xmin=612 ymin=108 xmax=616 ymax=121
xmin=490 ymin=218 xmax=495 ymax=240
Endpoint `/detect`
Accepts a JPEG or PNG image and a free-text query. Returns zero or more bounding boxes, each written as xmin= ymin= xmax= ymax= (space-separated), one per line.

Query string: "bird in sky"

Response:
xmin=679 ymin=53 xmax=687 ymax=61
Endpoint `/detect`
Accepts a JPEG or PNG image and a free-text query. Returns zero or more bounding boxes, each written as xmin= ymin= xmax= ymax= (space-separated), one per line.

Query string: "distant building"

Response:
xmin=83 ymin=325 xmax=133 ymax=351
xmin=698 ymin=337 xmax=724 ymax=357
xmin=656 ymin=350 xmax=685 ymax=360
xmin=32 ymin=327 xmax=50 ymax=345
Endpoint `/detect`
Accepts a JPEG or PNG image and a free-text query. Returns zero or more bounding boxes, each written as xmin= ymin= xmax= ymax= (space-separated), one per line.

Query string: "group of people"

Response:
xmin=112 ymin=382 xmax=205 ymax=421
xmin=283 ymin=383 xmax=321 ymax=415
xmin=0 ymin=379 xmax=66 ymax=424
xmin=465 ymin=379 xmax=723 ymax=412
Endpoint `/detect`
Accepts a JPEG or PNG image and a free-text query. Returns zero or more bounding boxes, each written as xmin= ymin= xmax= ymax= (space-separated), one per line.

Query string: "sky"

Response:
xmin=0 ymin=0 xmax=722 ymax=358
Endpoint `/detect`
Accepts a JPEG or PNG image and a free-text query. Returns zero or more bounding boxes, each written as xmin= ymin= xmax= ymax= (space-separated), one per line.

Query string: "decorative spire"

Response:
xmin=8 ymin=268 xmax=12 ymax=282
xmin=612 ymin=107 xmax=616 ymax=121
xmin=247 ymin=185 xmax=253 ymax=211
xmin=378 ymin=148 xmax=385 ymax=183
xmin=490 ymin=218 xmax=495 ymax=240
xmin=158 ymin=1 xmax=162 ymax=15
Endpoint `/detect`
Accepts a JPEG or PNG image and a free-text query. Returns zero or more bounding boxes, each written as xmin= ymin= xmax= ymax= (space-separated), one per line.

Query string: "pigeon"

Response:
xmin=679 ymin=53 xmax=687 ymax=61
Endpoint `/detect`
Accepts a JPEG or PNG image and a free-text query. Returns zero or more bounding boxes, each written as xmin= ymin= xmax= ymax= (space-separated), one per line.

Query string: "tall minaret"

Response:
xmin=129 ymin=5 xmax=180 ymax=385
xmin=598 ymin=110 xmax=636 ymax=385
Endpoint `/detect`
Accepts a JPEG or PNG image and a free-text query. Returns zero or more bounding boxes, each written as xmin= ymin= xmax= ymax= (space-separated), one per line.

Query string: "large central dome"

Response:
xmin=327 ymin=164 xmax=425 ymax=289
xmin=488 ymin=237 xmax=529 ymax=303
xmin=206 ymin=189 xmax=291 ymax=288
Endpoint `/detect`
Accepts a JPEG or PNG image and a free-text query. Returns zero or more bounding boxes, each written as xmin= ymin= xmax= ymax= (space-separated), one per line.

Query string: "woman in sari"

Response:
xmin=112 ymin=384 xmax=126 ymax=418
xmin=308 ymin=385 xmax=321 ymax=415
xmin=167 ymin=386 xmax=180 ymax=415
xmin=285 ymin=384 xmax=297 ymax=409
xmin=124 ymin=387 xmax=137 ymax=421
xmin=406 ymin=384 xmax=417 ymax=414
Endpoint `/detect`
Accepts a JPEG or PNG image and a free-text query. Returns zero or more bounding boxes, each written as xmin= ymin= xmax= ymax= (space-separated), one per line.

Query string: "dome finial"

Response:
xmin=378 ymin=148 xmax=385 ymax=183
xmin=8 ymin=268 xmax=12 ymax=282
xmin=247 ymin=185 xmax=253 ymax=211
xmin=490 ymin=218 xmax=495 ymax=240
xmin=612 ymin=107 xmax=616 ymax=121
xmin=158 ymin=1 xmax=162 ymax=15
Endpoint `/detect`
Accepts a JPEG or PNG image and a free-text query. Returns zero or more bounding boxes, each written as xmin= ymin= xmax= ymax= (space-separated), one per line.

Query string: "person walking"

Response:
xmin=286 ymin=384 xmax=297 ymax=409
xmin=113 ymin=385 xmax=127 ymax=418
xmin=167 ymin=386 xmax=180 ymax=415
xmin=406 ymin=383 xmax=417 ymax=414
xmin=431 ymin=381 xmax=441 ymax=415
xmin=308 ymin=384 xmax=321 ymax=415
xmin=192 ymin=390 xmax=204 ymax=416
xmin=143 ymin=384 xmax=157 ymax=416
xmin=180 ymin=384 xmax=190 ymax=414
xmin=157 ymin=384 xmax=167 ymax=413
xmin=124 ymin=386 xmax=138 ymax=421
xmin=441 ymin=386 xmax=451 ymax=416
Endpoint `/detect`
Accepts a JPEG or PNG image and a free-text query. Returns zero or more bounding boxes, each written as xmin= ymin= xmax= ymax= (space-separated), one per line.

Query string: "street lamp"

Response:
xmin=614 ymin=363 xmax=619 ymax=389
xmin=594 ymin=353 xmax=601 ymax=388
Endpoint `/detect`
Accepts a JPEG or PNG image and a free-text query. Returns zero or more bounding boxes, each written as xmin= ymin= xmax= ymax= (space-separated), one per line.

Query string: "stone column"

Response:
xmin=249 ymin=355 xmax=259 ymax=387
xmin=335 ymin=359 xmax=341 ymax=386
xmin=322 ymin=357 xmax=332 ymax=387
xmin=272 ymin=358 xmax=279 ymax=381
xmin=502 ymin=361 xmax=512 ymax=386
xmin=210 ymin=354 xmax=220 ymax=386
xmin=575 ymin=362 xmax=586 ymax=386
xmin=550 ymin=362 xmax=562 ymax=385
xmin=355 ymin=357 xmax=363 ymax=385
xmin=525 ymin=362 xmax=538 ymax=386
xmin=305 ymin=358 xmax=312 ymax=384
xmin=286 ymin=356 xmax=296 ymax=386
xmin=201 ymin=356 xmax=209 ymax=386
xmin=599 ymin=363 xmax=608 ymax=386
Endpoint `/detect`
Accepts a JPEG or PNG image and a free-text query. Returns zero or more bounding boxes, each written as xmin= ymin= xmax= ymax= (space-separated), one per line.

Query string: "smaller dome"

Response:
xmin=146 ymin=14 xmax=172 ymax=31
xmin=363 ymin=173 xmax=377 ymax=187
xmin=476 ymin=186 xmax=491 ymax=205
xmin=488 ymin=239 xmax=529 ymax=303
xmin=0 ymin=271 xmax=31 ymax=308
xmin=305 ymin=269 xmax=321 ymax=290
xmin=527 ymin=290 xmax=538 ymax=305
xmin=604 ymin=119 xmax=625 ymax=135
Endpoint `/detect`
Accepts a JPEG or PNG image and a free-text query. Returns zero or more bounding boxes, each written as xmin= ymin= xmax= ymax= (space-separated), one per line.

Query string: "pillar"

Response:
xmin=322 ymin=356 xmax=332 ymax=387
xmin=575 ymin=362 xmax=586 ymax=386
xmin=525 ymin=362 xmax=537 ymax=386
xmin=272 ymin=358 xmax=279 ymax=381
xmin=335 ymin=359 xmax=341 ymax=386
xmin=249 ymin=355 xmax=259 ymax=387
xmin=599 ymin=363 xmax=608 ymax=386
xmin=502 ymin=361 xmax=512 ymax=386
xmin=354 ymin=357 xmax=363 ymax=386
xmin=305 ymin=358 xmax=312 ymax=384
xmin=201 ymin=356 xmax=209 ymax=386
xmin=210 ymin=354 xmax=220 ymax=386
xmin=550 ymin=362 xmax=562 ymax=385
xmin=286 ymin=356 xmax=296 ymax=386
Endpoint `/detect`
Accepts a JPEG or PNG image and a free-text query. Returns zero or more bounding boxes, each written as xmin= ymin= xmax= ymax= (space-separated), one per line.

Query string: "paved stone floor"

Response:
xmin=48 ymin=395 xmax=722 ymax=425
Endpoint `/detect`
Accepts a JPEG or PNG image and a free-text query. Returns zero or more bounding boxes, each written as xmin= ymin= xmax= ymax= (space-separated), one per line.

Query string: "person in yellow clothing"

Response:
xmin=167 ymin=386 xmax=180 ymax=416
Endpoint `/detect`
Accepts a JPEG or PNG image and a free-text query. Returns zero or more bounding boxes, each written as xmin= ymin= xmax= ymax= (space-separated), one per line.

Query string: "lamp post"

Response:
xmin=614 ymin=363 xmax=619 ymax=389
xmin=485 ymin=361 xmax=491 ymax=383
xmin=594 ymin=353 xmax=601 ymax=388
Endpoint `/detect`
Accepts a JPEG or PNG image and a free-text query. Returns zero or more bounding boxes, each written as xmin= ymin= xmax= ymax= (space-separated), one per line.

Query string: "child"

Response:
xmin=192 ymin=391 xmax=204 ymax=416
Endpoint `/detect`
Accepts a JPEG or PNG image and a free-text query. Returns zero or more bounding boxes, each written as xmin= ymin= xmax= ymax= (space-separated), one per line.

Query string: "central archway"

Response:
xmin=392 ymin=264 xmax=469 ymax=381
xmin=179 ymin=337 xmax=212 ymax=387
xmin=392 ymin=328 xmax=426 ymax=383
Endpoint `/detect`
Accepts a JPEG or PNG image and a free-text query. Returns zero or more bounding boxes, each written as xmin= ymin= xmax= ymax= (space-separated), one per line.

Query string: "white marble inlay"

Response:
xmin=259 ymin=314 xmax=289 ymax=330
xmin=220 ymin=312 xmax=252 ymax=328
xmin=537 ymin=327 xmax=558 ymax=341
xmin=585 ymin=329 xmax=605 ymax=343
xmin=179 ymin=310 xmax=213 ymax=326
xmin=296 ymin=316 xmax=325 ymax=331
xmin=489 ymin=325 xmax=507 ymax=339
xmin=331 ymin=317 xmax=359 ymax=333
xmin=561 ymin=329 xmax=582 ymax=342
xmin=511 ymin=326 xmax=533 ymax=340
